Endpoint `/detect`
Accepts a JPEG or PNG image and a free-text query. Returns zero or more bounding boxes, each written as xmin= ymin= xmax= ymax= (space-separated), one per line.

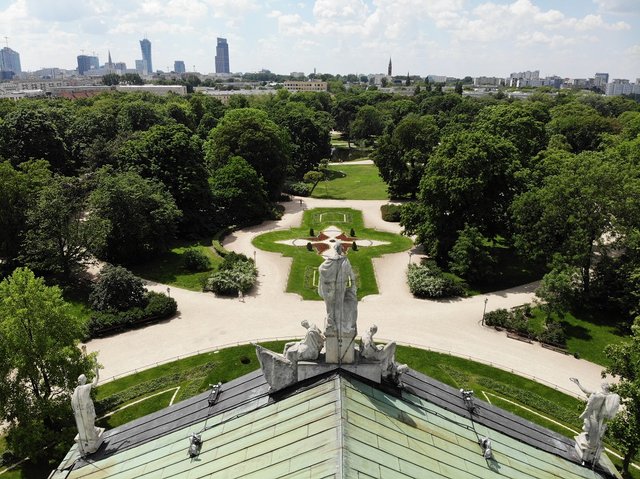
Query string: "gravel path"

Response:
xmin=85 ymin=197 xmax=606 ymax=397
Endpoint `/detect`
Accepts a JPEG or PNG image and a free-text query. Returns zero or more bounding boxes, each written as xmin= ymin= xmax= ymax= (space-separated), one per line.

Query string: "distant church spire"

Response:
xmin=107 ymin=50 xmax=113 ymax=69
xmin=388 ymin=58 xmax=392 ymax=76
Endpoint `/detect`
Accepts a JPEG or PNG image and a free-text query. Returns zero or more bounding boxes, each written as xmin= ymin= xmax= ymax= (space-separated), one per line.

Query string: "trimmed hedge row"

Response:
xmin=204 ymin=252 xmax=257 ymax=296
xmin=484 ymin=305 xmax=566 ymax=347
xmin=88 ymin=291 xmax=177 ymax=338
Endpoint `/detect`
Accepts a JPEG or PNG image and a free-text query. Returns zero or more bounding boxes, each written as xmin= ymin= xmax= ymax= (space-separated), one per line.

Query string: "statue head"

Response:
xmin=78 ymin=374 xmax=87 ymax=385
xmin=369 ymin=324 xmax=378 ymax=335
xmin=601 ymin=382 xmax=611 ymax=393
xmin=332 ymin=241 xmax=343 ymax=256
xmin=301 ymin=320 xmax=310 ymax=329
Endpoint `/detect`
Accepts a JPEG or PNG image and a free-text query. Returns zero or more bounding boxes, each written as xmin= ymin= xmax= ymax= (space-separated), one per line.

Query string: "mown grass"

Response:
xmin=530 ymin=307 xmax=630 ymax=366
xmin=311 ymin=164 xmax=388 ymax=200
xmin=130 ymin=240 xmax=223 ymax=291
xmin=252 ymin=208 xmax=413 ymax=299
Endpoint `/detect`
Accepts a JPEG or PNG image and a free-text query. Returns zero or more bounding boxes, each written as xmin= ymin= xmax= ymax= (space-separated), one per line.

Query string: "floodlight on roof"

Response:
xmin=460 ymin=388 xmax=475 ymax=412
xmin=188 ymin=433 xmax=202 ymax=458
xmin=208 ymin=382 xmax=222 ymax=406
xmin=480 ymin=437 xmax=493 ymax=459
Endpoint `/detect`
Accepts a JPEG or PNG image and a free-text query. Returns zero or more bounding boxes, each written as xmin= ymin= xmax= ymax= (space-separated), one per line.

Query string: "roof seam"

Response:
xmin=338 ymin=376 xmax=345 ymax=479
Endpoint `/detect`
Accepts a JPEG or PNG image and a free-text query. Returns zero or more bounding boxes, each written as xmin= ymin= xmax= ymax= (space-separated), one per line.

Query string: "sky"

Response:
xmin=1 ymin=0 xmax=639 ymax=79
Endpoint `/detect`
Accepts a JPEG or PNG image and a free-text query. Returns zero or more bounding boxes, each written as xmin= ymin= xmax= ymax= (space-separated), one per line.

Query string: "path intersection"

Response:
xmin=86 ymin=197 xmax=606 ymax=398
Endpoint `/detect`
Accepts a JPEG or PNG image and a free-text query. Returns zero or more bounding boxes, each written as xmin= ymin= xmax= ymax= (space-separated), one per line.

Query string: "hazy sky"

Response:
xmin=1 ymin=0 xmax=639 ymax=79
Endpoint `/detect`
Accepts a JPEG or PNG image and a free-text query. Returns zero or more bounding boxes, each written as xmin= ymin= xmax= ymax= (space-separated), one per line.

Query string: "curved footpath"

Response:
xmin=86 ymin=197 xmax=606 ymax=398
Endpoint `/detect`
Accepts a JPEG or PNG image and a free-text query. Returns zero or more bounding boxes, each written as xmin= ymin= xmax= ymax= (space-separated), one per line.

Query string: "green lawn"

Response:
xmin=130 ymin=240 xmax=223 ymax=291
xmin=311 ymin=164 xmax=388 ymax=200
xmin=530 ymin=307 xmax=630 ymax=366
xmin=252 ymin=208 xmax=413 ymax=299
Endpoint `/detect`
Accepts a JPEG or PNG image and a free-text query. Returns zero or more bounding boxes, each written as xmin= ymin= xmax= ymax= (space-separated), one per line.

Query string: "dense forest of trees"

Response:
xmin=1 ymin=84 xmax=639 ymax=472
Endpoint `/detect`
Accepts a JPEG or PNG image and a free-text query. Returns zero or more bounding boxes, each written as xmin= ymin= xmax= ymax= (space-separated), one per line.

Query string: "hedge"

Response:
xmin=380 ymin=203 xmax=402 ymax=222
xmin=407 ymin=263 xmax=465 ymax=299
xmin=88 ymin=291 xmax=177 ymax=338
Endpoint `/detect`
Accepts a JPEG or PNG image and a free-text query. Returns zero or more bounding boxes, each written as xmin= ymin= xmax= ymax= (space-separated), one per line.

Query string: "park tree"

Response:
xmin=546 ymin=102 xmax=616 ymax=153
xmin=21 ymin=175 xmax=108 ymax=282
xmin=88 ymin=169 xmax=182 ymax=264
xmin=209 ymin=156 xmax=270 ymax=226
xmin=373 ymin=113 xmax=439 ymax=198
xmin=0 ymin=268 xmax=96 ymax=459
xmin=350 ymin=105 xmax=385 ymax=142
xmin=66 ymin=103 xmax=120 ymax=171
xmin=475 ymin=103 xmax=548 ymax=162
xmin=0 ymin=106 xmax=72 ymax=174
xmin=116 ymin=123 xmax=213 ymax=233
xmin=332 ymin=95 xmax=364 ymax=148
xmin=303 ymin=170 xmax=325 ymax=195
xmin=116 ymin=99 xmax=165 ymax=133
xmin=270 ymin=101 xmax=331 ymax=178
xmin=603 ymin=317 xmax=640 ymax=477
xmin=90 ymin=264 xmax=147 ymax=312
xmin=0 ymin=160 xmax=51 ymax=269
xmin=204 ymin=108 xmax=291 ymax=200
xmin=416 ymin=130 xmax=521 ymax=260
xmin=448 ymin=225 xmax=495 ymax=282
xmin=512 ymin=151 xmax=622 ymax=295
xmin=102 ymin=73 xmax=120 ymax=85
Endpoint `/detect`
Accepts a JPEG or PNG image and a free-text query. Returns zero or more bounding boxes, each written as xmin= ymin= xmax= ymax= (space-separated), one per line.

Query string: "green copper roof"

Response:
xmin=56 ymin=373 xmax=614 ymax=479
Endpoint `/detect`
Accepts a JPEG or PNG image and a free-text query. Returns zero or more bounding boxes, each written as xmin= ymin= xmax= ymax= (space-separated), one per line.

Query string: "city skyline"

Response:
xmin=0 ymin=0 xmax=638 ymax=78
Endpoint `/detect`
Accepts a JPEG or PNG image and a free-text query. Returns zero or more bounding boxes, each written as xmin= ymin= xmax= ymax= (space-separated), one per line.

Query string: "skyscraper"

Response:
xmin=174 ymin=60 xmax=186 ymax=74
xmin=77 ymin=55 xmax=92 ymax=75
xmin=0 ymin=47 xmax=22 ymax=75
xmin=140 ymin=38 xmax=153 ymax=74
xmin=215 ymin=37 xmax=230 ymax=74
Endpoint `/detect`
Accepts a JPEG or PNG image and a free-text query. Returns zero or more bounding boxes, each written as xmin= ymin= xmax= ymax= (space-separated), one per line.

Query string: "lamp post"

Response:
xmin=482 ymin=298 xmax=488 ymax=325
xmin=167 ymin=287 xmax=171 ymax=298
xmin=253 ymin=250 xmax=256 ymax=264
xmin=408 ymin=251 xmax=413 ymax=265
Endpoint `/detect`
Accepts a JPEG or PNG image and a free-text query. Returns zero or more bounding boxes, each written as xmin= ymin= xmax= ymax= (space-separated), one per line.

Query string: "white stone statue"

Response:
xmin=283 ymin=320 xmax=325 ymax=363
xmin=570 ymin=377 xmax=620 ymax=463
xmin=318 ymin=241 xmax=357 ymax=337
xmin=71 ymin=367 xmax=104 ymax=455
xmin=361 ymin=324 xmax=408 ymax=384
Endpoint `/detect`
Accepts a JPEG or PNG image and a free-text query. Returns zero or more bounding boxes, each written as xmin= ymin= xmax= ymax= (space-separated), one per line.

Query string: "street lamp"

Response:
xmin=167 ymin=287 xmax=171 ymax=298
xmin=482 ymin=298 xmax=488 ymax=325
xmin=408 ymin=251 xmax=413 ymax=265
xmin=253 ymin=250 xmax=256 ymax=264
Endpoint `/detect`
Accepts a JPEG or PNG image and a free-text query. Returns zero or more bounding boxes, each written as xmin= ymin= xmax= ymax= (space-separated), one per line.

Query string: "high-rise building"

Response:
xmin=387 ymin=58 xmax=392 ymax=77
xmin=140 ymin=38 xmax=153 ymax=74
xmin=135 ymin=59 xmax=148 ymax=75
xmin=594 ymin=72 xmax=609 ymax=88
xmin=215 ymin=37 xmax=230 ymax=74
xmin=89 ymin=55 xmax=100 ymax=70
xmin=0 ymin=47 xmax=22 ymax=75
xmin=174 ymin=60 xmax=186 ymax=74
xmin=77 ymin=55 xmax=93 ymax=75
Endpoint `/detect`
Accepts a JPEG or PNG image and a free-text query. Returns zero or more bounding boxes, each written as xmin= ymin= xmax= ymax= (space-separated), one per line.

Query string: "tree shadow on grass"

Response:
xmin=561 ymin=320 xmax=592 ymax=341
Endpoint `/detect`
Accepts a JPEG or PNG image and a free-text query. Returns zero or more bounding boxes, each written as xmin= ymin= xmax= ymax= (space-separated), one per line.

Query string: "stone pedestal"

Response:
xmin=324 ymin=333 xmax=355 ymax=364
xmin=574 ymin=433 xmax=598 ymax=464
xmin=75 ymin=427 xmax=104 ymax=456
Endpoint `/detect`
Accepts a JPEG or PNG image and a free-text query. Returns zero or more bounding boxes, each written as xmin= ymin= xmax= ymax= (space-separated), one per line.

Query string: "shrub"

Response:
xmin=306 ymin=242 xmax=313 ymax=251
xmin=350 ymin=228 xmax=356 ymax=237
xmin=484 ymin=309 xmax=510 ymax=328
xmin=183 ymin=248 xmax=210 ymax=272
xmin=380 ymin=203 xmax=402 ymax=222
xmin=88 ymin=291 xmax=176 ymax=337
xmin=90 ymin=264 xmax=147 ymax=312
xmin=407 ymin=264 xmax=464 ymax=298
xmin=352 ymin=241 xmax=358 ymax=251
xmin=1 ymin=450 xmax=15 ymax=467
xmin=283 ymin=181 xmax=311 ymax=197
xmin=205 ymin=253 xmax=257 ymax=296
xmin=309 ymin=228 xmax=315 ymax=237
xmin=537 ymin=320 xmax=567 ymax=346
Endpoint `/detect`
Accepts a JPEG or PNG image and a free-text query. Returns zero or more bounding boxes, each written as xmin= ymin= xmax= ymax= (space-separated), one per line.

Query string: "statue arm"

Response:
xmin=570 ymin=377 xmax=594 ymax=396
xmin=92 ymin=367 xmax=100 ymax=387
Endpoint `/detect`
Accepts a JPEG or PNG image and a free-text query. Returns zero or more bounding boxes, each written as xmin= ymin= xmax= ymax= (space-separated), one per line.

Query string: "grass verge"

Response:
xmin=252 ymin=207 xmax=413 ymax=299
xmin=311 ymin=164 xmax=388 ymax=200
xmin=130 ymin=240 xmax=223 ymax=291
